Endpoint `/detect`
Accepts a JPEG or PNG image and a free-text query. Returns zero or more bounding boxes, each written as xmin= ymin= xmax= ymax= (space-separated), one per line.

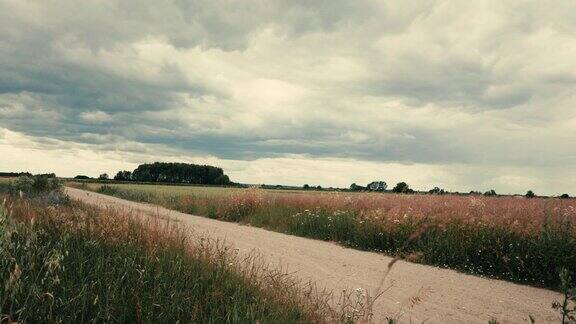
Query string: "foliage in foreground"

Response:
xmin=0 ymin=194 xmax=358 ymax=323
xmin=553 ymin=268 xmax=576 ymax=323
xmin=0 ymin=175 xmax=68 ymax=205
xmin=76 ymin=183 xmax=576 ymax=290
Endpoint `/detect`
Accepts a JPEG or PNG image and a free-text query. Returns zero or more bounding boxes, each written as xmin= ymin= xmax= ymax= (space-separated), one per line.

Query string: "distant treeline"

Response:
xmin=0 ymin=172 xmax=32 ymax=177
xmin=347 ymin=181 xmax=571 ymax=199
xmin=0 ymin=172 xmax=55 ymax=178
xmin=111 ymin=162 xmax=232 ymax=185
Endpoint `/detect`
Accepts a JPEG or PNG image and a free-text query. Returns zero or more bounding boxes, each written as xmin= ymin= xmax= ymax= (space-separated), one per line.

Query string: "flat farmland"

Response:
xmin=66 ymin=186 xmax=565 ymax=323
xmin=67 ymin=181 xmax=243 ymax=197
xmin=67 ymin=181 xmax=576 ymax=290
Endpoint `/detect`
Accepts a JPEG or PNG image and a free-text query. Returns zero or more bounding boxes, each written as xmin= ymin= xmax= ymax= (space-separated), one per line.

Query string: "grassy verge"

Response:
xmin=1 ymin=189 xmax=362 ymax=322
xmin=69 ymin=182 xmax=576 ymax=290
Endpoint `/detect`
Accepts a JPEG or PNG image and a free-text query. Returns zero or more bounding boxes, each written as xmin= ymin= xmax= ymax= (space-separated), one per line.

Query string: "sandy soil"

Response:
xmin=66 ymin=187 xmax=562 ymax=323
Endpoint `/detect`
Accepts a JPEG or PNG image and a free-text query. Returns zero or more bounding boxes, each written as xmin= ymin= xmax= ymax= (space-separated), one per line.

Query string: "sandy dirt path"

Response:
xmin=66 ymin=187 xmax=561 ymax=323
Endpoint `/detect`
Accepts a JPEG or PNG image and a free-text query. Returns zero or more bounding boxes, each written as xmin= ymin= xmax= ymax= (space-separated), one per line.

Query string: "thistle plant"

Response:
xmin=553 ymin=268 xmax=576 ymax=323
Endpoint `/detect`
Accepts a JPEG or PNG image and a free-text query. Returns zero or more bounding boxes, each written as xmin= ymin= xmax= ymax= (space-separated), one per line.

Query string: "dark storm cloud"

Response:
xmin=1 ymin=0 xmax=576 ymax=194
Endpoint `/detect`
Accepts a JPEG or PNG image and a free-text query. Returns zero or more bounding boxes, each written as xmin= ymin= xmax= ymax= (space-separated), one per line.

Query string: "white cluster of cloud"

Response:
xmin=1 ymin=0 xmax=575 ymax=194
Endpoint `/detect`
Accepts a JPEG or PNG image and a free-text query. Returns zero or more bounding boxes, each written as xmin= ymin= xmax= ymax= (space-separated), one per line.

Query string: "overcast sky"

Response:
xmin=1 ymin=0 xmax=575 ymax=194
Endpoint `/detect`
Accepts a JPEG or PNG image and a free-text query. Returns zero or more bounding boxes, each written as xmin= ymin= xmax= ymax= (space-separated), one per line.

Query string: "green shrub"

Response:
xmin=97 ymin=184 xmax=120 ymax=195
xmin=0 ymin=175 xmax=63 ymax=197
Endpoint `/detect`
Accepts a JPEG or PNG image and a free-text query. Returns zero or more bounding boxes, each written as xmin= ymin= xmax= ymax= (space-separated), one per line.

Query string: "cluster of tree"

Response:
xmin=347 ymin=181 xmax=574 ymax=199
xmin=349 ymin=181 xmax=415 ymax=194
xmin=111 ymin=162 xmax=232 ymax=185
xmin=468 ymin=189 xmax=498 ymax=196
xmin=525 ymin=191 xmax=571 ymax=199
xmin=484 ymin=189 xmax=497 ymax=196
xmin=349 ymin=181 xmax=387 ymax=192
xmin=1 ymin=172 xmax=56 ymax=178
xmin=74 ymin=175 xmax=91 ymax=180
xmin=391 ymin=182 xmax=415 ymax=194
xmin=429 ymin=187 xmax=446 ymax=195
xmin=368 ymin=181 xmax=387 ymax=191
xmin=349 ymin=183 xmax=365 ymax=191
xmin=0 ymin=171 xmax=33 ymax=177
xmin=261 ymin=184 xmax=327 ymax=190
xmin=114 ymin=171 xmax=131 ymax=181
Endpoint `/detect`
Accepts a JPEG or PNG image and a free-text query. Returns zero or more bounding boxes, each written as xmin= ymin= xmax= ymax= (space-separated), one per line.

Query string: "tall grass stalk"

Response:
xmin=1 ymin=195 xmax=365 ymax=323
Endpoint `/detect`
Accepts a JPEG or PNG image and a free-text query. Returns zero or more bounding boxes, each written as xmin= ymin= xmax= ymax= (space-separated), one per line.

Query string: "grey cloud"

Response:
xmin=1 ymin=0 xmax=383 ymax=52
xmin=1 ymin=0 xmax=576 ymax=194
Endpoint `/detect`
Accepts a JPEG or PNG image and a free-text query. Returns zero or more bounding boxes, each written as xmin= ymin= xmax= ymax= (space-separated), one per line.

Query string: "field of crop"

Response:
xmin=68 ymin=182 xmax=576 ymax=290
xmin=1 ymin=180 xmax=363 ymax=323
xmin=68 ymin=181 xmax=241 ymax=197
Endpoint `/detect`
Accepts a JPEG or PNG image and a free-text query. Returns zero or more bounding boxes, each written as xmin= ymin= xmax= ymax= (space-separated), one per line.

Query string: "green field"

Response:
xmin=68 ymin=181 xmax=243 ymax=197
xmin=66 ymin=181 xmax=328 ymax=198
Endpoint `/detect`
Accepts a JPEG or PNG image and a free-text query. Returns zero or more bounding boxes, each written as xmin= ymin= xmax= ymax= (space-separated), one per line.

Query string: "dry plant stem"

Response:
xmin=1 ymin=195 xmax=366 ymax=323
xmin=363 ymin=224 xmax=430 ymax=322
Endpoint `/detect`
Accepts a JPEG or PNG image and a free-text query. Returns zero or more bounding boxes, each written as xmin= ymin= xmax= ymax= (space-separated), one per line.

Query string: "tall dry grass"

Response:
xmin=1 ymin=194 xmax=371 ymax=323
xmin=74 ymin=183 xmax=576 ymax=289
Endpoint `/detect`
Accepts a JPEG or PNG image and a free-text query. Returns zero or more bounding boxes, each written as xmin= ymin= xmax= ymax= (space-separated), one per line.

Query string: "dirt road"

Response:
xmin=66 ymin=187 xmax=561 ymax=323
